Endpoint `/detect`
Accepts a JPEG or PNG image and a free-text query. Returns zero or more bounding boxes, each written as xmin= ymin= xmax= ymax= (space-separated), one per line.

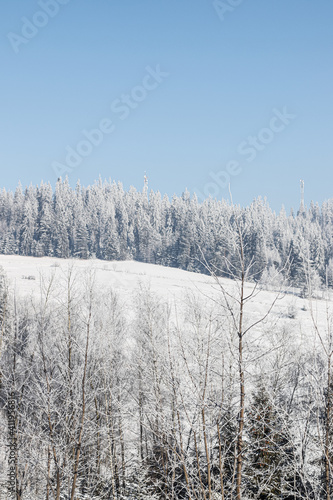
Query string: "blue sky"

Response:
xmin=0 ymin=0 xmax=332 ymax=212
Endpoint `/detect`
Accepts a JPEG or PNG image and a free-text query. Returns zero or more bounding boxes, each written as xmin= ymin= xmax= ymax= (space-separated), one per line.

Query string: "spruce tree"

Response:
xmin=246 ymin=385 xmax=298 ymax=499
xmin=321 ymin=379 xmax=333 ymax=499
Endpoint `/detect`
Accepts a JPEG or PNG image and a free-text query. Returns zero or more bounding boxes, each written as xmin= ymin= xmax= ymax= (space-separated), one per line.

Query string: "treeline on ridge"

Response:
xmin=0 ymin=177 xmax=331 ymax=289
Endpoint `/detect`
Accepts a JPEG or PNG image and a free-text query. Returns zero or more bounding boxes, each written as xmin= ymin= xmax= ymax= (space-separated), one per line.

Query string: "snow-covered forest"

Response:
xmin=0 ymin=178 xmax=332 ymax=290
xmin=2 ymin=180 xmax=333 ymax=498
xmin=0 ymin=254 xmax=332 ymax=499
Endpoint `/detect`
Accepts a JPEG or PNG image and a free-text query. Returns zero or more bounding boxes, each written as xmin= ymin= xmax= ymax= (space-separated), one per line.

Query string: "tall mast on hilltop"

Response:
xmin=300 ymin=179 xmax=304 ymax=211
xmin=143 ymin=172 xmax=148 ymax=198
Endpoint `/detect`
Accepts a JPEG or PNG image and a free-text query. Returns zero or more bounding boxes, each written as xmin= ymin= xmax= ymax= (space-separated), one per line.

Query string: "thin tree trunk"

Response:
xmin=235 ymin=233 xmax=245 ymax=500
xmin=177 ymin=409 xmax=193 ymax=500
xmin=118 ymin=388 xmax=126 ymax=493
xmin=217 ymin=423 xmax=225 ymax=500
xmin=70 ymin=305 xmax=91 ymax=500
xmin=106 ymin=391 xmax=117 ymax=499
xmin=93 ymin=394 xmax=101 ymax=478
xmin=193 ymin=431 xmax=207 ymax=500
xmin=202 ymin=406 xmax=212 ymax=499
xmin=325 ymin=356 xmax=331 ymax=500
xmin=46 ymin=446 xmax=51 ymax=500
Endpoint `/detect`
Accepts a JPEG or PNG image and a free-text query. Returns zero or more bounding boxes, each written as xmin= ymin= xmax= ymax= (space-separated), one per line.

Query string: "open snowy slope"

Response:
xmin=0 ymin=255 xmax=216 ymax=302
xmin=0 ymin=254 xmax=331 ymax=343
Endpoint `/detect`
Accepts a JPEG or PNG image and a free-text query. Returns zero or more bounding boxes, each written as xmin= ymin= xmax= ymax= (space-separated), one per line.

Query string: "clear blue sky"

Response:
xmin=0 ymin=0 xmax=332 ymax=212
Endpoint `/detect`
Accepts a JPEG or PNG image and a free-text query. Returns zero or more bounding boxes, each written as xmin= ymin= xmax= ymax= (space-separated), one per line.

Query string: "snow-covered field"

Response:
xmin=0 ymin=254 xmax=331 ymax=343
xmin=1 ymin=255 xmax=332 ymax=497
xmin=0 ymin=254 xmax=215 ymax=302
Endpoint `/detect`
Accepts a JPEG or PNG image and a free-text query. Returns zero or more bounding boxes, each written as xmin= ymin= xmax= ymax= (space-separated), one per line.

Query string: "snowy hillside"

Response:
xmin=1 ymin=254 xmax=332 ymax=498
xmin=0 ymin=253 xmax=330 ymax=336
xmin=1 ymin=179 xmax=333 ymax=293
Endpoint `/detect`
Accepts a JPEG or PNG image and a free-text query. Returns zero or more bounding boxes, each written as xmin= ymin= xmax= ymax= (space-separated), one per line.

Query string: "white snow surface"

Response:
xmin=0 ymin=254 xmax=331 ymax=348
xmin=1 ymin=254 xmax=332 ymax=483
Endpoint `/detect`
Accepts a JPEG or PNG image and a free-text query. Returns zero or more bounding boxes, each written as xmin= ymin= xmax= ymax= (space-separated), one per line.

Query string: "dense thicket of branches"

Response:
xmin=0 ymin=262 xmax=332 ymax=499
xmin=0 ymin=177 xmax=331 ymax=288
